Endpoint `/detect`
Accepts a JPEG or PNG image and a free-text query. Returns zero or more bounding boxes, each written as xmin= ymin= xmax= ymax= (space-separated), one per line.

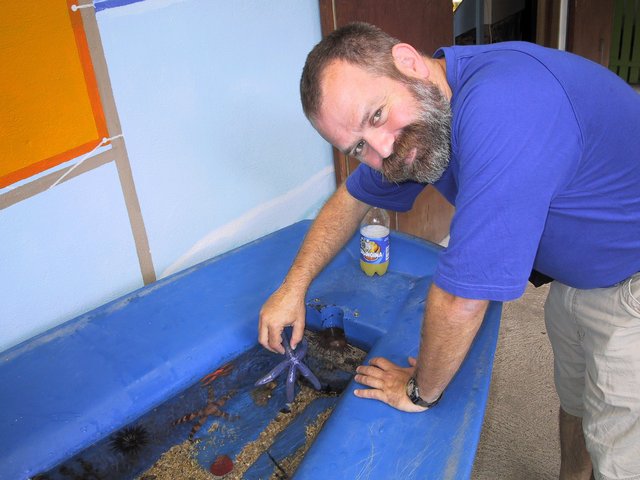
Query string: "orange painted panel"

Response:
xmin=0 ymin=0 xmax=107 ymax=188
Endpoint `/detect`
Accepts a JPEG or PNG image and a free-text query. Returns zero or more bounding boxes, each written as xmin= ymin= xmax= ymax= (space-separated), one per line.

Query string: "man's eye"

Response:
xmin=353 ymin=141 xmax=365 ymax=156
xmin=372 ymin=109 xmax=382 ymax=124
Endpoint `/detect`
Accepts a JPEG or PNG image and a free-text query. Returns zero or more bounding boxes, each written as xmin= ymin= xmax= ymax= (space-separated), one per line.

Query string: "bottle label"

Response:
xmin=360 ymin=232 xmax=390 ymax=264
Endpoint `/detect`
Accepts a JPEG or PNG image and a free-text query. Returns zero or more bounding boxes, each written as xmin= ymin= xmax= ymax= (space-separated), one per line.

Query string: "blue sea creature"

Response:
xmin=255 ymin=330 xmax=321 ymax=404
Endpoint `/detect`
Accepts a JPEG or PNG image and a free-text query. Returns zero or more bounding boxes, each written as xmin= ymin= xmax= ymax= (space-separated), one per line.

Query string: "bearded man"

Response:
xmin=258 ymin=22 xmax=640 ymax=480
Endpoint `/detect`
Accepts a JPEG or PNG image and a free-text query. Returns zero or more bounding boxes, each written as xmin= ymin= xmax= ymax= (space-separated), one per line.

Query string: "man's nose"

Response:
xmin=367 ymin=130 xmax=395 ymax=161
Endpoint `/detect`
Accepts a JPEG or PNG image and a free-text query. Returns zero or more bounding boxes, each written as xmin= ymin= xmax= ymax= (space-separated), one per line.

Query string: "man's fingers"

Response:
xmin=354 ymin=373 xmax=385 ymax=390
xmin=257 ymin=318 xmax=269 ymax=350
xmin=352 ymin=355 xmax=426 ymax=412
xmin=355 ymin=365 xmax=384 ymax=378
xmin=368 ymin=356 xmax=395 ymax=370
xmin=353 ymin=387 xmax=385 ymax=402
xmin=258 ymin=323 xmax=283 ymax=354
xmin=290 ymin=320 xmax=305 ymax=350
xmin=407 ymin=356 xmax=417 ymax=367
xmin=258 ymin=285 xmax=308 ymax=354
xmin=268 ymin=327 xmax=285 ymax=354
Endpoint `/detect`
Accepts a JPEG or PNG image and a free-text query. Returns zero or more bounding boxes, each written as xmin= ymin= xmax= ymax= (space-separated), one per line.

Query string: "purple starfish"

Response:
xmin=255 ymin=330 xmax=321 ymax=404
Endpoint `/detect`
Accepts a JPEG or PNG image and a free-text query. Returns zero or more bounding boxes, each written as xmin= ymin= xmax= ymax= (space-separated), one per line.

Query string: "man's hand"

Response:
xmin=354 ymin=356 xmax=428 ymax=413
xmin=256 ymin=185 xmax=369 ymax=354
xmin=258 ymin=285 xmax=306 ymax=354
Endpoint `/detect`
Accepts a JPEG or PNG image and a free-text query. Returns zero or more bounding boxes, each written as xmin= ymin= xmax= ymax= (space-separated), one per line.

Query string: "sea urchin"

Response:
xmin=109 ymin=425 xmax=149 ymax=456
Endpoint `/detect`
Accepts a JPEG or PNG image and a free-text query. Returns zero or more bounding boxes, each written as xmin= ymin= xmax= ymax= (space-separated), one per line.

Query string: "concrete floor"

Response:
xmin=472 ymin=283 xmax=561 ymax=479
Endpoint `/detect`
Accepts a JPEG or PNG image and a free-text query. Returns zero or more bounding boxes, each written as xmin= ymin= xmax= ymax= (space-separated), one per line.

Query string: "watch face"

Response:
xmin=406 ymin=378 xmax=414 ymax=397
xmin=407 ymin=377 xmax=423 ymax=404
xmin=406 ymin=377 xmax=441 ymax=409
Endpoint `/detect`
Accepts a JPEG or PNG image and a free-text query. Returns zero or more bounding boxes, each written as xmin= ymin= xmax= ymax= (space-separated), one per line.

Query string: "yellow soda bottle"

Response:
xmin=359 ymin=207 xmax=390 ymax=276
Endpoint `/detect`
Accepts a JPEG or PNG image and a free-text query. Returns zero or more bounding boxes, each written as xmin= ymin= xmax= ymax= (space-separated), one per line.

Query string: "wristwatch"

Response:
xmin=406 ymin=377 xmax=442 ymax=409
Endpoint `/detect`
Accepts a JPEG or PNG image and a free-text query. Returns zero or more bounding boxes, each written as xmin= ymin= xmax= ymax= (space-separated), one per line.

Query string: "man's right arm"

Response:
xmin=258 ymin=182 xmax=370 ymax=353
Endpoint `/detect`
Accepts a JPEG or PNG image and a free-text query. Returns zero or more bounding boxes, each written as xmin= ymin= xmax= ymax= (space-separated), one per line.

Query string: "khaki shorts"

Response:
xmin=544 ymin=272 xmax=640 ymax=480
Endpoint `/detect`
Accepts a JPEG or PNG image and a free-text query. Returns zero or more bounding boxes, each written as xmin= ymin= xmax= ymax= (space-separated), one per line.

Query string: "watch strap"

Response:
xmin=406 ymin=377 xmax=442 ymax=409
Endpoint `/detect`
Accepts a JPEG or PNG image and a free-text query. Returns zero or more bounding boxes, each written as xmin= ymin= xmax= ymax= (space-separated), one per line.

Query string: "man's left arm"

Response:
xmin=354 ymin=283 xmax=488 ymax=412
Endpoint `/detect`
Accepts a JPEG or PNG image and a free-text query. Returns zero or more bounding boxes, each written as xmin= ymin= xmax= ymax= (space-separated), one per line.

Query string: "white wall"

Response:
xmin=0 ymin=0 xmax=334 ymax=353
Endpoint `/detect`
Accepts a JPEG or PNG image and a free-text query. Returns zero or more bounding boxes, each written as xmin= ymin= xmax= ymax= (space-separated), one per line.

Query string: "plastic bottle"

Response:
xmin=359 ymin=207 xmax=390 ymax=276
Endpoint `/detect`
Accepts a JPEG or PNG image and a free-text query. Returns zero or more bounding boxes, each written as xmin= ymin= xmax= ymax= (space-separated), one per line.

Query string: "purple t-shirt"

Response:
xmin=346 ymin=42 xmax=640 ymax=301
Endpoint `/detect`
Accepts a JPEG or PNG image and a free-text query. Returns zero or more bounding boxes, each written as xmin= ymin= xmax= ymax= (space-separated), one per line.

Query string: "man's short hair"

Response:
xmin=300 ymin=22 xmax=403 ymax=120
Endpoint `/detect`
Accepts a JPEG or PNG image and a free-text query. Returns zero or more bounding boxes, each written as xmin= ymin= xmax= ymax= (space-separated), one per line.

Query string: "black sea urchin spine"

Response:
xmin=109 ymin=425 xmax=149 ymax=456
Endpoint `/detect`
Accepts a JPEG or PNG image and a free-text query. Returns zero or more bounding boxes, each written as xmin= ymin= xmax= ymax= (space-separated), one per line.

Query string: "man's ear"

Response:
xmin=391 ymin=43 xmax=430 ymax=80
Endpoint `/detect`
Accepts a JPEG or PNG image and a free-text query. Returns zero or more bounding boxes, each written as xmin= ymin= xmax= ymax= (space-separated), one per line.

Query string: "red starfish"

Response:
xmin=173 ymin=386 xmax=236 ymax=439
xmin=200 ymin=363 xmax=234 ymax=386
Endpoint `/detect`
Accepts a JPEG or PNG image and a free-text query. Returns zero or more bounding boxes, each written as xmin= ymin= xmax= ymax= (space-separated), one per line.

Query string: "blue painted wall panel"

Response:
xmin=97 ymin=0 xmax=334 ymax=276
xmin=0 ymin=163 xmax=143 ymax=351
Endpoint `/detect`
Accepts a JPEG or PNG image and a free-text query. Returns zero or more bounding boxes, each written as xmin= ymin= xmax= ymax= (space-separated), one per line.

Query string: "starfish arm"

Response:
xmin=297 ymin=362 xmax=322 ymax=391
xmin=254 ymin=359 xmax=290 ymax=386
xmin=293 ymin=339 xmax=308 ymax=361
xmin=286 ymin=363 xmax=297 ymax=403
xmin=281 ymin=330 xmax=294 ymax=358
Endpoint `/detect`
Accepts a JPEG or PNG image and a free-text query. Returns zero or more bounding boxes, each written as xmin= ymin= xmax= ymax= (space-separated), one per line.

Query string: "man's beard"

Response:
xmin=381 ymin=79 xmax=451 ymax=184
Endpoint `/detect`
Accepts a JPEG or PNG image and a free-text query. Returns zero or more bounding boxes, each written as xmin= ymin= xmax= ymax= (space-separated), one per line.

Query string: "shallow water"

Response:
xmin=34 ymin=329 xmax=366 ymax=480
